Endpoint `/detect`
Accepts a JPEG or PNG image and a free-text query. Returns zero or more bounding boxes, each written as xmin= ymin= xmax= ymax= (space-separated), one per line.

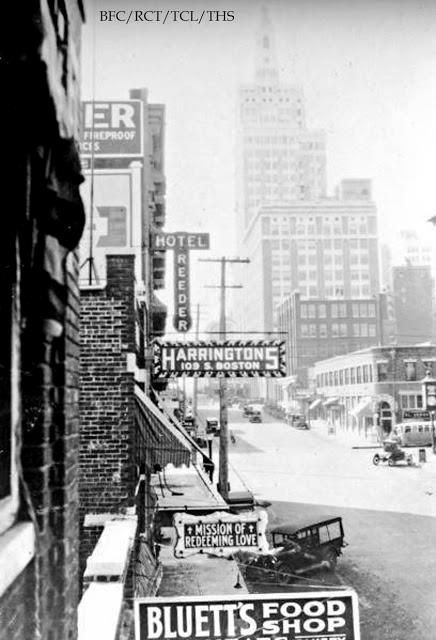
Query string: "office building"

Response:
xmin=278 ymin=292 xmax=387 ymax=387
xmin=235 ymin=9 xmax=380 ymax=335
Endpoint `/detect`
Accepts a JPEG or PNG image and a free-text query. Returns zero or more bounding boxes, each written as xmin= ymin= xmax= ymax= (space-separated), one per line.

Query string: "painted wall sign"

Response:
xmin=135 ymin=592 xmax=360 ymax=640
xmin=153 ymin=340 xmax=287 ymax=378
xmin=80 ymin=100 xmax=143 ymax=157
xmin=151 ymin=232 xmax=210 ymax=333
xmin=173 ymin=510 xmax=269 ymax=558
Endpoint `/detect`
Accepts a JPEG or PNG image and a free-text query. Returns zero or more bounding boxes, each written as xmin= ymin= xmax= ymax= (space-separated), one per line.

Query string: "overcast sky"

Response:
xmin=81 ymin=0 xmax=436 ymax=326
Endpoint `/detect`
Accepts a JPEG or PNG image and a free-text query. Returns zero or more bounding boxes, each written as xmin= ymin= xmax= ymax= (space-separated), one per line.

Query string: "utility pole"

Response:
xmin=192 ymin=303 xmax=200 ymax=420
xmin=200 ymin=256 xmax=249 ymax=500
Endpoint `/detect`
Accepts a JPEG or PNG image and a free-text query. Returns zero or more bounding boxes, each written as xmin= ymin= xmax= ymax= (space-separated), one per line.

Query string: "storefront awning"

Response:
xmin=350 ymin=397 xmax=373 ymax=418
xmin=323 ymin=397 xmax=340 ymax=407
xmin=135 ymin=386 xmax=192 ymax=470
xmin=309 ymin=398 xmax=323 ymax=411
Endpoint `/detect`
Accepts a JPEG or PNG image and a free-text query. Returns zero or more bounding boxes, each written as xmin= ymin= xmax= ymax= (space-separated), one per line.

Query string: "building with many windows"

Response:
xmin=312 ymin=344 xmax=436 ymax=439
xmin=240 ymin=184 xmax=379 ymax=332
xmin=278 ymin=292 xmax=387 ymax=388
xmin=235 ymin=9 xmax=380 ymax=337
xmin=235 ymin=6 xmax=327 ymax=240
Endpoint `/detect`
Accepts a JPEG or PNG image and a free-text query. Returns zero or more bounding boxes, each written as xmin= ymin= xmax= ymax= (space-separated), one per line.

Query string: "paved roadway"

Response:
xmin=199 ymin=404 xmax=436 ymax=640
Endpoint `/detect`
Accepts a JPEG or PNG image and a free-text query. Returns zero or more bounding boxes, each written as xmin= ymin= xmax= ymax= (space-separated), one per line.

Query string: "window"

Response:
xmin=308 ymin=304 xmax=316 ymax=319
xmin=417 ymin=394 xmax=423 ymax=408
xmin=339 ymin=303 xmax=347 ymax=318
xmin=339 ymin=370 xmax=344 ymax=385
xmin=350 ymin=368 xmax=356 ymax=384
xmin=352 ymin=303 xmax=359 ymax=318
xmin=331 ymin=304 xmax=338 ymax=318
xmin=405 ymin=361 xmax=417 ymax=381
xmin=334 ymin=371 xmax=339 ymax=386
xmin=344 ymin=369 xmax=350 ymax=385
xmin=318 ymin=304 xmax=326 ymax=318
xmin=300 ymin=304 xmax=308 ymax=318
xmin=363 ymin=365 xmax=369 ymax=383
xmin=377 ymin=362 xmax=388 ymax=381
xmin=368 ymin=324 xmax=376 ymax=337
xmin=356 ymin=367 xmax=362 ymax=384
xmin=319 ymin=324 xmax=327 ymax=338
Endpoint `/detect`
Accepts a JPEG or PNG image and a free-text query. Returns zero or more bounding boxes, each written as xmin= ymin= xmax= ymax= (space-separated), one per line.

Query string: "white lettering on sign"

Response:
xmin=136 ymin=592 xmax=358 ymax=640
xmin=84 ymin=102 xmax=136 ymax=129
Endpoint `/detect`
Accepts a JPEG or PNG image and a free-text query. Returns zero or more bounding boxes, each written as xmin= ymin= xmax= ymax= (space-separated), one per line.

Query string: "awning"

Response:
xmin=323 ymin=397 xmax=340 ymax=407
xmin=135 ymin=386 xmax=192 ymax=470
xmin=151 ymin=391 xmax=214 ymax=476
xmin=349 ymin=397 xmax=373 ymax=418
xmin=309 ymin=398 xmax=323 ymax=411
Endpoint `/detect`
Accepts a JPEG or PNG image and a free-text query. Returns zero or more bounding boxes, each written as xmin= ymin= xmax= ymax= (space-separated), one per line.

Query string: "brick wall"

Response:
xmin=79 ymin=255 xmax=137 ymax=574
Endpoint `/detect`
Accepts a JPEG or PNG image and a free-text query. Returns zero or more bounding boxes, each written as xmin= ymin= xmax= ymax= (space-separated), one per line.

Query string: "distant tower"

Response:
xmin=254 ymin=6 xmax=279 ymax=85
xmin=235 ymin=6 xmax=327 ymax=239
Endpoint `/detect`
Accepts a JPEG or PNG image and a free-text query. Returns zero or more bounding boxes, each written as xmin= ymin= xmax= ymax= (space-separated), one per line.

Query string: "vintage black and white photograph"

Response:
xmin=1 ymin=1 xmax=436 ymax=639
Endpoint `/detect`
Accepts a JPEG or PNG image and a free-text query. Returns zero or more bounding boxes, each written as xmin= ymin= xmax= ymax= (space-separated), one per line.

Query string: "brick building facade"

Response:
xmin=79 ymin=255 xmax=137 ymax=571
xmin=313 ymin=344 xmax=436 ymax=438
xmin=0 ymin=2 xmax=85 ymax=639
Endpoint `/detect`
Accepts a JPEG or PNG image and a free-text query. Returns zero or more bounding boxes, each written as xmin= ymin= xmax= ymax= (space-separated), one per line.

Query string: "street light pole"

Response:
xmin=200 ymin=255 xmax=249 ymax=500
xmin=432 ymin=411 xmax=436 ymax=455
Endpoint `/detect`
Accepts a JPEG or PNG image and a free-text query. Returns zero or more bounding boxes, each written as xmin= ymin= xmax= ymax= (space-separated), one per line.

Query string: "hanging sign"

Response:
xmin=153 ymin=340 xmax=287 ymax=378
xmin=152 ymin=232 xmax=210 ymax=333
xmin=173 ymin=510 xmax=269 ymax=558
xmin=135 ymin=592 xmax=361 ymax=640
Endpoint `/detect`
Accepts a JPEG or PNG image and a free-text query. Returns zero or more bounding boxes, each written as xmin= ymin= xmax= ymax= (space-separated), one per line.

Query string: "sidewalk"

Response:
xmin=310 ymin=418 xmax=436 ymax=474
xmin=157 ymin=439 xmax=250 ymax=597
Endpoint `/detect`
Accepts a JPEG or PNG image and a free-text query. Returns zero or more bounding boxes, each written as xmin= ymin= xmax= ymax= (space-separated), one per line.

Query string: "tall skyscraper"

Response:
xmin=235 ymin=9 xmax=380 ymax=334
xmin=235 ymin=7 xmax=327 ymax=239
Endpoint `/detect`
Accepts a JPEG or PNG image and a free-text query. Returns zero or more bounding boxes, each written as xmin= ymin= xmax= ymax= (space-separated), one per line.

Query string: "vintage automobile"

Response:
xmin=372 ymin=440 xmax=413 ymax=466
xmin=237 ymin=516 xmax=346 ymax=584
xmin=206 ymin=418 xmax=219 ymax=436
xmin=249 ymin=411 xmax=263 ymax=423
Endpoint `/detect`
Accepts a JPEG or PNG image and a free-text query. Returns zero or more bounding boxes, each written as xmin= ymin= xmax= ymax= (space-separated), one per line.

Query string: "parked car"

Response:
xmin=249 ymin=411 xmax=262 ymax=423
xmin=206 ymin=418 xmax=219 ymax=435
xmin=237 ymin=515 xmax=346 ymax=584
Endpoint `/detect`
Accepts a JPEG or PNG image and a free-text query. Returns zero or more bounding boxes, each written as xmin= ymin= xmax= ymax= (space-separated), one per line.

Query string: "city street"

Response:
xmin=200 ymin=405 xmax=436 ymax=640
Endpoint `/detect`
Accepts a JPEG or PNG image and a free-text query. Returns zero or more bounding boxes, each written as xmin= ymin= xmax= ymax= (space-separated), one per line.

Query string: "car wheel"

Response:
xmin=388 ymin=457 xmax=395 ymax=466
xmin=372 ymin=454 xmax=380 ymax=465
xmin=324 ymin=548 xmax=337 ymax=571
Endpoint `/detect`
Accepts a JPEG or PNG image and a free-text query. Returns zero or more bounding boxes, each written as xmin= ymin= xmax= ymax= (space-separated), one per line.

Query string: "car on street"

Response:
xmin=249 ymin=411 xmax=262 ymax=423
xmin=206 ymin=418 xmax=219 ymax=436
xmin=238 ymin=515 xmax=346 ymax=584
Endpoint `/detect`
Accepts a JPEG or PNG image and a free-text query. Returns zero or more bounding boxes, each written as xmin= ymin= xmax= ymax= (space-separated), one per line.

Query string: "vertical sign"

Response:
xmin=174 ymin=247 xmax=191 ymax=331
xmin=152 ymin=232 xmax=210 ymax=333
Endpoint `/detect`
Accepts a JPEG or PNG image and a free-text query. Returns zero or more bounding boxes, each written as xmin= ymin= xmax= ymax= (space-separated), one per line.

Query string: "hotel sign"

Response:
xmin=153 ymin=340 xmax=287 ymax=378
xmin=152 ymin=232 xmax=210 ymax=333
xmin=135 ymin=592 xmax=360 ymax=640
xmin=173 ymin=511 xmax=269 ymax=558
